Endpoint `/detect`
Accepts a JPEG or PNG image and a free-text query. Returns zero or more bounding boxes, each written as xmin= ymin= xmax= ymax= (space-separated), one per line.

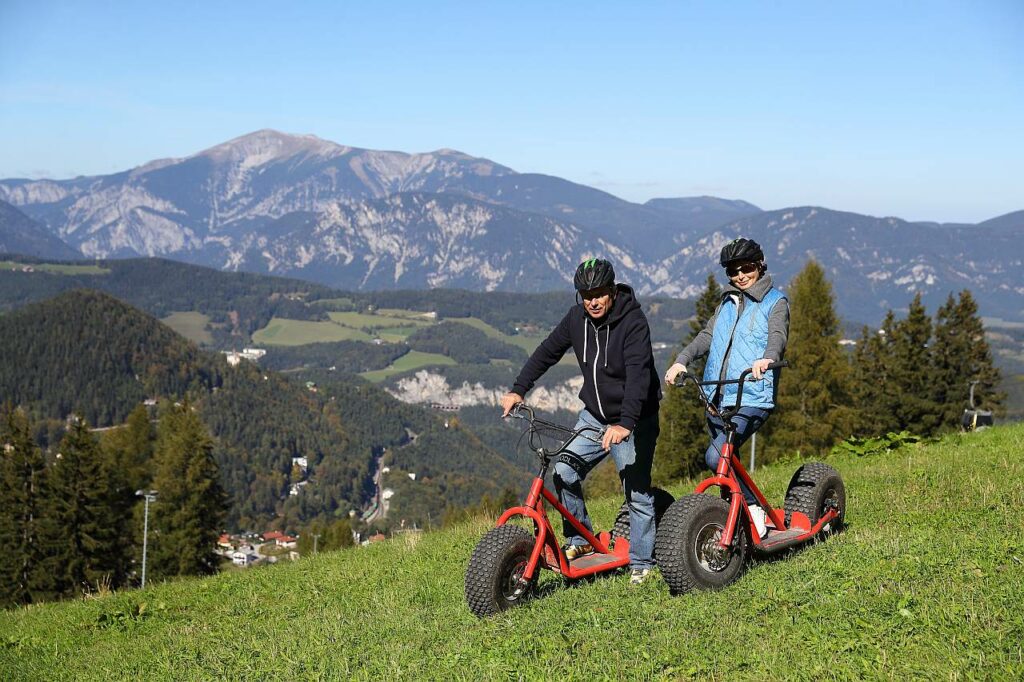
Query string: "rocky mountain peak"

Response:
xmin=196 ymin=129 xmax=351 ymax=166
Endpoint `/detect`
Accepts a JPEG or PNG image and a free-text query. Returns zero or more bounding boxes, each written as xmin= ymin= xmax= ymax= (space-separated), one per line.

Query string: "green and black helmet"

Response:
xmin=719 ymin=237 xmax=764 ymax=266
xmin=573 ymin=258 xmax=615 ymax=291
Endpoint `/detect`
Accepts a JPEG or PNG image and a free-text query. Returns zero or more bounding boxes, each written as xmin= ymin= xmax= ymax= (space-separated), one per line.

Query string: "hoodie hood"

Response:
xmin=584 ymin=283 xmax=642 ymax=327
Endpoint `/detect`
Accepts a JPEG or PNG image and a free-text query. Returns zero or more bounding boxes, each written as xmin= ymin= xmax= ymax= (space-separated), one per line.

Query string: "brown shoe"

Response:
xmin=564 ymin=543 xmax=594 ymax=561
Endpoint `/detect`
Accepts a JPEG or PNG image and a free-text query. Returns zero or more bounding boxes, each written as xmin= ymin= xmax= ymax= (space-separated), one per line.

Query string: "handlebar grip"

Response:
xmin=765 ymin=360 xmax=789 ymax=370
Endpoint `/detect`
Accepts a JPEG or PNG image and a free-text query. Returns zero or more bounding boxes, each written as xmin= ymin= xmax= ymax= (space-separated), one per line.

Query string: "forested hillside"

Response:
xmin=0 ymin=291 xmax=522 ymax=530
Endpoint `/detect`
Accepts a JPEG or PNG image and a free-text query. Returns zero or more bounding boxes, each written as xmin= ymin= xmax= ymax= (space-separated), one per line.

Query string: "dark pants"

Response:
xmin=705 ymin=406 xmax=771 ymax=505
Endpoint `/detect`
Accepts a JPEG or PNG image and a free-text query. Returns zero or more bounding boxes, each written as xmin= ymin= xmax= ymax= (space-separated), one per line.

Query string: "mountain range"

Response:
xmin=1 ymin=129 xmax=1021 ymax=322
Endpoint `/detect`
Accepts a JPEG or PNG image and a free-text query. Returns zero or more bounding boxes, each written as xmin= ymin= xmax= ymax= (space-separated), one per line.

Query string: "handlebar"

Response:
xmin=677 ymin=360 xmax=789 ymax=388
xmin=506 ymin=402 xmax=605 ymax=463
xmin=671 ymin=361 xmax=789 ymax=421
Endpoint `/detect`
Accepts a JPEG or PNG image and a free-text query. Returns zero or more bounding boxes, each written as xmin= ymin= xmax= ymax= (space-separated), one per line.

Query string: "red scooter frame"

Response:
xmin=677 ymin=362 xmax=841 ymax=553
xmin=495 ymin=404 xmax=631 ymax=583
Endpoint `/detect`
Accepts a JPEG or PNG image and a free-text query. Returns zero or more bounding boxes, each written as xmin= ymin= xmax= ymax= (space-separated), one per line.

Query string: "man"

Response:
xmin=500 ymin=258 xmax=661 ymax=584
xmin=663 ymin=237 xmax=789 ymax=537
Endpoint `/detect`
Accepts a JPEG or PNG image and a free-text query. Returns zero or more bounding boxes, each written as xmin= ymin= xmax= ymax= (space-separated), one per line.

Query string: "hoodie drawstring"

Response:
xmin=582 ymin=318 xmax=588 ymax=364
xmin=604 ymin=325 xmax=610 ymax=367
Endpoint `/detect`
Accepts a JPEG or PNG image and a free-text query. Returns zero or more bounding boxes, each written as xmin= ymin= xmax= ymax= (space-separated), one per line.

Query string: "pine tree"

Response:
xmin=766 ymin=261 xmax=855 ymax=459
xmin=148 ymin=402 xmax=227 ymax=579
xmin=889 ymin=293 xmax=942 ymax=435
xmin=100 ymin=404 xmax=154 ymax=494
xmin=849 ymin=317 xmax=901 ymax=435
xmin=931 ymin=290 xmax=1004 ymax=429
xmin=43 ymin=416 xmax=125 ymax=597
xmin=0 ymin=405 xmax=48 ymax=607
xmin=654 ymin=274 xmax=721 ymax=483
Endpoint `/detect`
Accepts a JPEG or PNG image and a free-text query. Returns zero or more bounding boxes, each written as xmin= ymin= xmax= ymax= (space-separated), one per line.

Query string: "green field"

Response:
xmin=3 ymin=424 xmax=1022 ymax=679
xmin=450 ymin=317 xmax=574 ymax=364
xmin=312 ymin=297 xmax=355 ymax=310
xmin=251 ymin=317 xmax=374 ymax=345
xmin=160 ymin=311 xmax=213 ymax=345
xmin=359 ymin=350 xmax=457 ymax=382
xmin=0 ymin=260 xmax=110 ymax=275
xmin=251 ymin=310 xmax=433 ymax=346
xmin=327 ymin=311 xmax=432 ymax=330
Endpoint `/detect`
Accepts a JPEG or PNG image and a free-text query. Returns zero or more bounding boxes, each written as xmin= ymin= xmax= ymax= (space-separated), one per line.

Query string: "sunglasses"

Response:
xmin=726 ymin=262 xmax=759 ymax=277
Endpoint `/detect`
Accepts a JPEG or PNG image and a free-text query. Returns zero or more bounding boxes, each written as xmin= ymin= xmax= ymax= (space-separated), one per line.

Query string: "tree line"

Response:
xmin=655 ymin=260 xmax=1003 ymax=482
xmin=0 ymin=402 xmax=225 ymax=608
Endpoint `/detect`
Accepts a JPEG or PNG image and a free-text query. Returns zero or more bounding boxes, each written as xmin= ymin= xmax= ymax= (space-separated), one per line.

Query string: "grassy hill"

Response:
xmin=3 ymin=424 xmax=1021 ymax=680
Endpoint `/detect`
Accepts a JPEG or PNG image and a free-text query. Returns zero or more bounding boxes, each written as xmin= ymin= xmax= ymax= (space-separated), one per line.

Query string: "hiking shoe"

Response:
xmin=748 ymin=503 xmax=768 ymax=538
xmin=629 ymin=567 xmax=653 ymax=585
xmin=564 ymin=543 xmax=594 ymax=561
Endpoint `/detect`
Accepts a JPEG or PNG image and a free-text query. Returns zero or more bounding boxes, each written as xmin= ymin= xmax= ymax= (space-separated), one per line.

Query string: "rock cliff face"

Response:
xmin=390 ymin=370 xmax=584 ymax=414
xmin=2 ymin=130 xmax=1021 ymax=322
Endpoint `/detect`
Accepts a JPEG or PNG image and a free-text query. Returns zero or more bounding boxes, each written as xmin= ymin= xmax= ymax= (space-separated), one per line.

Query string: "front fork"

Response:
xmin=692 ymin=436 xmax=749 ymax=550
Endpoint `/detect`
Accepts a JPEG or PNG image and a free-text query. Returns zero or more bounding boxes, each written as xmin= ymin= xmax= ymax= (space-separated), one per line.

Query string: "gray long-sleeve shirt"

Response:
xmin=675 ymin=274 xmax=789 ymax=369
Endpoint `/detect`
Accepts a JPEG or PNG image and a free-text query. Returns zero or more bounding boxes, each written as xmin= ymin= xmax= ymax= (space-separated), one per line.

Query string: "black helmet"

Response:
xmin=719 ymin=238 xmax=764 ymax=266
xmin=573 ymin=258 xmax=615 ymax=291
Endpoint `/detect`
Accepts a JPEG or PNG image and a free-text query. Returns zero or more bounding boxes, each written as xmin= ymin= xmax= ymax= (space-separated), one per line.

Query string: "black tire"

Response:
xmin=655 ymin=494 xmax=748 ymax=596
xmin=464 ymin=525 xmax=537 ymax=618
xmin=611 ymin=486 xmax=676 ymax=544
xmin=783 ymin=462 xmax=846 ymax=535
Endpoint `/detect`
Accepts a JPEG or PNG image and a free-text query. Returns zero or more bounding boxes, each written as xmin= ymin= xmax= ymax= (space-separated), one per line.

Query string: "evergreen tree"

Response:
xmin=43 ymin=416 xmax=124 ymax=597
xmin=0 ymin=405 xmax=48 ymax=607
xmin=148 ymin=402 xmax=227 ymax=579
xmin=654 ymin=274 xmax=721 ymax=483
xmin=100 ymin=404 xmax=154 ymax=494
xmin=889 ymin=293 xmax=942 ymax=435
xmin=849 ymin=317 xmax=901 ymax=435
xmin=767 ymin=261 xmax=855 ymax=458
xmin=931 ymin=290 xmax=1004 ymax=429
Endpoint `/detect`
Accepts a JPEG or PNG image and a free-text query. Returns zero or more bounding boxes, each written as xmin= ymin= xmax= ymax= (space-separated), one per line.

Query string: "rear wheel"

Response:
xmin=611 ymin=486 xmax=676 ymax=546
xmin=655 ymin=494 xmax=748 ymax=596
xmin=783 ymin=462 xmax=846 ymax=535
xmin=464 ymin=525 xmax=537 ymax=618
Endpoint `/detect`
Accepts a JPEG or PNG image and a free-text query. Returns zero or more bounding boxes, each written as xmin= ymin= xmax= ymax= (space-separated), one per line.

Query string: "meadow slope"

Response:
xmin=2 ymin=424 xmax=1022 ymax=680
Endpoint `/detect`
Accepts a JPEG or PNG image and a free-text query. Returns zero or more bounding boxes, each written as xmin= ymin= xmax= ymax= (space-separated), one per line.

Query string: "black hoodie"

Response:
xmin=511 ymin=284 xmax=661 ymax=430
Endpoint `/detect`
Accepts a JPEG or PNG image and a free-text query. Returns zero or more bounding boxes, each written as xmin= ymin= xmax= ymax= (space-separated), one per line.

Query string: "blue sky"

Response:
xmin=0 ymin=1 xmax=1021 ymax=222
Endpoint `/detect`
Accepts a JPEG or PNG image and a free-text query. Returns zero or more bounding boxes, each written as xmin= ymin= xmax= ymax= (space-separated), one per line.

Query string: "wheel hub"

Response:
xmin=821 ymin=488 xmax=840 ymax=532
xmin=503 ymin=559 xmax=530 ymax=601
xmin=694 ymin=522 xmax=731 ymax=572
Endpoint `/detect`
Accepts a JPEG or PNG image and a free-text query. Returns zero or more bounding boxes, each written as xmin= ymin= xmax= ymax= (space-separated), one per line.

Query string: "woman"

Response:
xmin=663 ymin=237 xmax=789 ymax=536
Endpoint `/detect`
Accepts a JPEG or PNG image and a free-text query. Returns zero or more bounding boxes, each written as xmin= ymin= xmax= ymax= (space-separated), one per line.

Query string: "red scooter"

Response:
xmin=465 ymin=403 xmax=673 ymax=617
xmin=656 ymin=362 xmax=846 ymax=595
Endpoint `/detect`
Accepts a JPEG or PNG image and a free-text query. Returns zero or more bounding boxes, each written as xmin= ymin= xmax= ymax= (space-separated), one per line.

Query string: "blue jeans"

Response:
xmin=705 ymin=406 xmax=771 ymax=505
xmin=553 ymin=409 xmax=658 ymax=569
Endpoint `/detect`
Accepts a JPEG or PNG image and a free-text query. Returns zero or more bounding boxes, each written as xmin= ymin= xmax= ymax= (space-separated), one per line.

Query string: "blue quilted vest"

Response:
xmin=704 ymin=287 xmax=786 ymax=409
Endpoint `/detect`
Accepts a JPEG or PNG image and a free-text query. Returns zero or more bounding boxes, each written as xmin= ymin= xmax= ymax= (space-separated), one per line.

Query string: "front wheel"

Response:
xmin=464 ymin=525 xmax=537 ymax=618
xmin=655 ymin=494 xmax=748 ymax=596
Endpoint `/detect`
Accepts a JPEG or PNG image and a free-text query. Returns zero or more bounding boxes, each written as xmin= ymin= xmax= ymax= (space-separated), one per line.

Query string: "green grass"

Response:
xmin=450 ymin=317 xmax=576 ymax=364
xmin=312 ymin=297 xmax=355 ymax=310
xmin=5 ymin=425 xmax=1022 ymax=680
xmin=359 ymin=350 xmax=457 ymax=382
xmin=251 ymin=317 xmax=374 ymax=345
xmin=160 ymin=311 xmax=213 ymax=346
xmin=327 ymin=311 xmax=431 ymax=330
xmin=373 ymin=325 xmax=420 ymax=342
xmin=0 ymin=260 xmax=110 ymax=275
